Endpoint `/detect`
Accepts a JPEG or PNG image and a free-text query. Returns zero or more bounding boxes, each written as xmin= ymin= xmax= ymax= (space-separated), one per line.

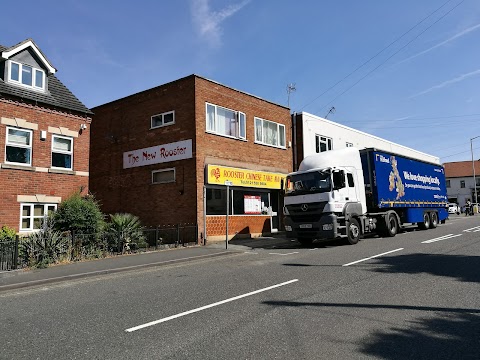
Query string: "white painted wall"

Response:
xmin=446 ymin=176 xmax=478 ymax=208
xmin=298 ymin=112 xmax=440 ymax=164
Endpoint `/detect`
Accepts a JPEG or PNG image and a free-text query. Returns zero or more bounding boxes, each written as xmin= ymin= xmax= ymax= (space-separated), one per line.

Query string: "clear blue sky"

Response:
xmin=2 ymin=0 xmax=480 ymax=163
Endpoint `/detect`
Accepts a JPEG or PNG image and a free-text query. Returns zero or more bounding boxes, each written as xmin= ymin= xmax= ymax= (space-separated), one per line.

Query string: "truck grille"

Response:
xmin=286 ymin=201 xmax=328 ymax=222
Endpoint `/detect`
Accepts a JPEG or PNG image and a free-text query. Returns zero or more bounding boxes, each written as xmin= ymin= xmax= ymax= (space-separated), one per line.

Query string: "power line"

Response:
xmin=344 ymin=113 xmax=480 ymax=124
xmin=299 ymin=0 xmax=457 ymax=111
xmin=312 ymin=0 xmax=466 ymax=114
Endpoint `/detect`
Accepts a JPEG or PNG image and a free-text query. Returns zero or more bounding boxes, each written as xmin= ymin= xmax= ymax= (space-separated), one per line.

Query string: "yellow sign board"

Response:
xmin=207 ymin=165 xmax=286 ymax=189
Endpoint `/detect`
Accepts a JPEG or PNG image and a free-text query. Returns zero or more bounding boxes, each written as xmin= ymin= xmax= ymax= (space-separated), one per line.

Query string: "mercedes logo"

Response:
xmin=301 ymin=204 xmax=308 ymax=212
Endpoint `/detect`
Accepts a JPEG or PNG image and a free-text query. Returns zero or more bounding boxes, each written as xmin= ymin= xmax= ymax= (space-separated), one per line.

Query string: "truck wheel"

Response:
xmin=418 ymin=212 xmax=430 ymax=230
xmin=297 ymin=236 xmax=313 ymax=246
xmin=346 ymin=218 xmax=360 ymax=245
xmin=384 ymin=213 xmax=399 ymax=237
xmin=429 ymin=212 xmax=438 ymax=229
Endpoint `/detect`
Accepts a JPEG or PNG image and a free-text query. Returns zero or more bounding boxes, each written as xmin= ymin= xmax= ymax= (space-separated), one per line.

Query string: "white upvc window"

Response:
xmin=8 ymin=60 xmax=45 ymax=91
xmin=152 ymin=168 xmax=176 ymax=184
xmin=20 ymin=203 xmax=57 ymax=232
xmin=316 ymin=135 xmax=333 ymax=153
xmin=254 ymin=117 xmax=286 ymax=148
xmin=5 ymin=127 xmax=32 ymax=166
xmin=52 ymin=135 xmax=73 ymax=170
xmin=151 ymin=111 xmax=175 ymax=129
xmin=206 ymin=103 xmax=246 ymax=140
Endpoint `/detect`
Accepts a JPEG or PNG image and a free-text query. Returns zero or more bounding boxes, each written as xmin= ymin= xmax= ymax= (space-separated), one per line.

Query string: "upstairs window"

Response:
xmin=446 ymin=180 xmax=450 ymax=188
xmin=151 ymin=111 xmax=175 ymax=129
xmin=52 ymin=135 xmax=73 ymax=170
xmin=460 ymin=180 xmax=465 ymax=188
xmin=206 ymin=103 xmax=246 ymax=140
xmin=8 ymin=60 xmax=45 ymax=91
xmin=254 ymin=117 xmax=286 ymax=148
xmin=316 ymin=135 xmax=333 ymax=153
xmin=346 ymin=142 xmax=353 ymax=147
xmin=5 ymin=127 xmax=32 ymax=165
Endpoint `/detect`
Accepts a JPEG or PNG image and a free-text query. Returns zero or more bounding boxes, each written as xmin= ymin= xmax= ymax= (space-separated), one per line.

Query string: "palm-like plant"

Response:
xmin=106 ymin=213 xmax=146 ymax=253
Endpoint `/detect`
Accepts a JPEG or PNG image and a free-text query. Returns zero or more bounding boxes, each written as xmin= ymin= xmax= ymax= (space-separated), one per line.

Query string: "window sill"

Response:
xmin=1 ymin=163 xmax=35 ymax=171
xmin=206 ymin=131 xmax=247 ymax=142
xmin=48 ymin=168 xmax=75 ymax=175
xmin=253 ymin=141 xmax=287 ymax=150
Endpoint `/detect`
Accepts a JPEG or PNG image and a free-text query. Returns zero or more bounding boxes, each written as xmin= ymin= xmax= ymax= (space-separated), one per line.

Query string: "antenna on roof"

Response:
xmin=325 ymin=106 xmax=336 ymax=119
xmin=287 ymin=83 xmax=296 ymax=108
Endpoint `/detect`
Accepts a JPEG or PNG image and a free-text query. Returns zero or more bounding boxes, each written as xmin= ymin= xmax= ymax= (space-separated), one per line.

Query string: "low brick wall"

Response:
xmin=206 ymin=215 xmax=271 ymax=240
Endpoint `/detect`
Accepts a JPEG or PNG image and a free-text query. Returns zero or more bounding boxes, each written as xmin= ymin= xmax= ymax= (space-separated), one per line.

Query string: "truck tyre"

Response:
xmin=429 ymin=212 xmax=438 ymax=229
xmin=346 ymin=218 xmax=360 ymax=245
xmin=418 ymin=212 xmax=430 ymax=230
xmin=297 ymin=236 xmax=313 ymax=246
xmin=384 ymin=213 xmax=399 ymax=237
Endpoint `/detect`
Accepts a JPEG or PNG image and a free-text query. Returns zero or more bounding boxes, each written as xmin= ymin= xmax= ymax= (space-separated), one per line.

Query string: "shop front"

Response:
xmin=204 ymin=165 xmax=286 ymax=241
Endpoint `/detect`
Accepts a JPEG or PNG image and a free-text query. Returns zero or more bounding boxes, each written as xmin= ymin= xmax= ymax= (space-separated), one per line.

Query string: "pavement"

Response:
xmin=0 ymin=234 xmax=294 ymax=292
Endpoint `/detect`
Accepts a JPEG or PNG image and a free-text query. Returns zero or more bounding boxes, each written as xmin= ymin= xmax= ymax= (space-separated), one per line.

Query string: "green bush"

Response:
xmin=53 ymin=193 xmax=105 ymax=235
xmin=0 ymin=226 xmax=16 ymax=242
xmin=106 ymin=213 xmax=147 ymax=253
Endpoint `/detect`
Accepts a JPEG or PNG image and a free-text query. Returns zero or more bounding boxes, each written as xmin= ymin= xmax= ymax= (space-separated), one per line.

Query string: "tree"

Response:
xmin=106 ymin=213 xmax=146 ymax=253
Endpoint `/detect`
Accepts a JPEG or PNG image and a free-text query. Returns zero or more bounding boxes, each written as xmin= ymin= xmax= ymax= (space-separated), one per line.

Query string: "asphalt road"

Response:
xmin=1 ymin=215 xmax=479 ymax=359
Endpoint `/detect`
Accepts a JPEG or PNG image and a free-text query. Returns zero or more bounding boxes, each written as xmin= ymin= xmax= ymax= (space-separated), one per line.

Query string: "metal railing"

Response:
xmin=0 ymin=239 xmax=19 ymax=271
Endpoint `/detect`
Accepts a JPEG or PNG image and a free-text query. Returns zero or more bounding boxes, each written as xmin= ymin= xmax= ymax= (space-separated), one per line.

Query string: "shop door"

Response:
xmin=269 ymin=192 xmax=279 ymax=233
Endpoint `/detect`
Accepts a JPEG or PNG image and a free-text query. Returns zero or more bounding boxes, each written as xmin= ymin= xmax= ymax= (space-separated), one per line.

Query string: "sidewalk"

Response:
xmin=0 ymin=234 xmax=293 ymax=292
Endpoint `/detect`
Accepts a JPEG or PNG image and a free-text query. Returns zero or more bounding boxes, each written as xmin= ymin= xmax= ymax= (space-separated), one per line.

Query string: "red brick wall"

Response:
xmin=0 ymin=98 xmax=91 ymax=231
xmin=206 ymin=215 xmax=271 ymax=237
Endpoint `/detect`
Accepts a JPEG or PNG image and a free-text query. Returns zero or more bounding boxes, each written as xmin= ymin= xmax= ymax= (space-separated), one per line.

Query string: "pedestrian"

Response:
xmin=465 ymin=200 xmax=472 ymax=216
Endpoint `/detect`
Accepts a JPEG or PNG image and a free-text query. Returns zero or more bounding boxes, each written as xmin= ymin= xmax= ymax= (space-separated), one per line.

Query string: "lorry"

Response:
xmin=283 ymin=147 xmax=448 ymax=245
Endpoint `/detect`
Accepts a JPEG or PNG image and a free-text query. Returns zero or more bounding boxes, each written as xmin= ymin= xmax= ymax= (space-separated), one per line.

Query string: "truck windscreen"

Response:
xmin=285 ymin=170 xmax=331 ymax=196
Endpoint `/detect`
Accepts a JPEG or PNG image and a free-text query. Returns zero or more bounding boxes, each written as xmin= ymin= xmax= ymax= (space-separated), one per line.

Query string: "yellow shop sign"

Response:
xmin=207 ymin=165 xmax=285 ymax=189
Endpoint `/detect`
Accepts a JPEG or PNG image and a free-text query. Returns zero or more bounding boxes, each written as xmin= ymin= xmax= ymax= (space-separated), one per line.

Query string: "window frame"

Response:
xmin=254 ymin=117 xmax=286 ymax=149
xmin=51 ymin=135 xmax=73 ymax=170
xmin=152 ymin=168 xmax=176 ymax=184
xmin=20 ymin=203 xmax=57 ymax=232
xmin=315 ymin=135 xmax=333 ymax=153
xmin=7 ymin=60 xmax=46 ymax=91
xmin=5 ymin=126 xmax=33 ymax=166
xmin=150 ymin=110 xmax=175 ymax=129
xmin=446 ymin=180 xmax=450 ymax=188
xmin=460 ymin=180 xmax=465 ymax=188
xmin=346 ymin=142 xmax=353 ymax=147
xmin=205 ymin=102 xmax=246 ymax=140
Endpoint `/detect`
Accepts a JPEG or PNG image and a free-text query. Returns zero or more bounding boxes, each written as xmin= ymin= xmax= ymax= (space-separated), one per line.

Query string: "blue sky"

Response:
xmin=2 ymin=0 xmax=480 ymax=163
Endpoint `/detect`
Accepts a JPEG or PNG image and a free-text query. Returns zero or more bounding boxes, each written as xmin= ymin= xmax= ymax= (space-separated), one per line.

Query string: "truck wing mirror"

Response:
xmin=333 ymin=170 xmax=345 ymax=190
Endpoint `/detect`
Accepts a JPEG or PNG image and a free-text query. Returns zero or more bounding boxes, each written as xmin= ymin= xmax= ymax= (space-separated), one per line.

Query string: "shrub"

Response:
xmin=106 ymin=213 xmax=147 ymax=253
xmin=0 ymin=226 xmax=16 ymax=242
xmin=53 ymin=192 xmax=105 ymax=235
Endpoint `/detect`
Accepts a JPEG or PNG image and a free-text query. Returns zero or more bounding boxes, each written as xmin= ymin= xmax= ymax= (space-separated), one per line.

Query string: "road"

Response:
xmin=1 ymin=215 xmax=479 ymax=359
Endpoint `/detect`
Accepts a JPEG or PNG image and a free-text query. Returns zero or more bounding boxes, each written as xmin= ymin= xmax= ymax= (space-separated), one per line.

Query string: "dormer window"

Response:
xmin=8 ymin=60 xmax=45 ymax=91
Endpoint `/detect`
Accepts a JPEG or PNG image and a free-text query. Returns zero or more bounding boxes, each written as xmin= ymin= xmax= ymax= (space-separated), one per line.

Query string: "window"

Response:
xmin=461 ymin=180 xmax=465 ymax=188
xmin=476 ymin=178 xmax=480 ymax=186
xmin=8 ymin=60 xmax=45 ymax=91
xmin=347 ymin=173 xmax=355 ymax=187
xmin=6 ymin=127 xmax=32 ymax=165
xmin=52 ymin=135 xmax=73 ymax=170
xmin=254 ymin=117 xmax=286 ymax=148
xmin=151 ymin=111 xmax=175 ymax=128
xmin=316 ymin=135 xmax=333 ymax=153
xmin=152 ymin=168 xmax=175 ymax=184
xmin=446 ymin=180 xmax=450 ymax=188
xmin=346 ymin=142 xmax=353 ymax=147
xmin=206 ymin=103 xmax=246 ymax=139
xmin=20 ymin=203 xmax=57 ymax=231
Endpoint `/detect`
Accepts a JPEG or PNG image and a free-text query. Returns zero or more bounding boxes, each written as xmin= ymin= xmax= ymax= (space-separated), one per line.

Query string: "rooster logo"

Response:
xmin=211 ymin=167 xmax=221 ymax=182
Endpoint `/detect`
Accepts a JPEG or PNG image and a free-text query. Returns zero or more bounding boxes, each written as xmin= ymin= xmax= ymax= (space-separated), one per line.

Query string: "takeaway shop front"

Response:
xmin=205 ymin=165 xmax=286 ymax=241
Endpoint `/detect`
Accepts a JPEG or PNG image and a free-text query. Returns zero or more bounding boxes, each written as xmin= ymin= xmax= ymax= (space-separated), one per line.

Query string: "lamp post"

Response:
xmin=470 ymin=136 xmax=480 ymax=204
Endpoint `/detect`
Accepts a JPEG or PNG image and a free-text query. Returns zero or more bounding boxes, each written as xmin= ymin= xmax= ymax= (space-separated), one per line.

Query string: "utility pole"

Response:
xmin=287 ymin=83 xmax=296 ymax=108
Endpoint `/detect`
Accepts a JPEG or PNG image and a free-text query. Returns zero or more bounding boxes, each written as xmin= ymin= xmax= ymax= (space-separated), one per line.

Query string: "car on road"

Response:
xmin=448 ymin=203 xmax=460 ymax=215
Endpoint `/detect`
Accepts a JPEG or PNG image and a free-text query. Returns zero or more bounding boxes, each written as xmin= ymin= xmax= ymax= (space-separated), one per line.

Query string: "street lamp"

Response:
xmin=470 ymin=136 xmax=480 ymax=204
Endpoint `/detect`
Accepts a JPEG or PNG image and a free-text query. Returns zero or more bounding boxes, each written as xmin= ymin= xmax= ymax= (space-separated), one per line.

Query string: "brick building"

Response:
xmin=90 ymin=75 xmax=292 ymax=243
xmin=0 ymin=39 xmax=92 ymax=233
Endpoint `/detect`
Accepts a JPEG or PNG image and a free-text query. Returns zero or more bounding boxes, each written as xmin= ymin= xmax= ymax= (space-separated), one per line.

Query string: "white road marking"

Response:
xmin=342 ymin=248 xmax=404 ymax=267
xmin=463 ymin=226 xmax=480 ymax=233
xmin=125 ymin=279 xmax=299 ymax=332
xmin=244 ymin=252 xmax=258 ymax=254
xmin=422 ymin=234 xmax=462 ymax=243
xmin=268 ymin=252 xmax=299 ymax=256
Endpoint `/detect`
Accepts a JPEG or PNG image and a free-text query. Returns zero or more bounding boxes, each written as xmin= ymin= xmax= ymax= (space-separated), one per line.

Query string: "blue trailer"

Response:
xmin=284 ymin=147 xmax=449 ymax=245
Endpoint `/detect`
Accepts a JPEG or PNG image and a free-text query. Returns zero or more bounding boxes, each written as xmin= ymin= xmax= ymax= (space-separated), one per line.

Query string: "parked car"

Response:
xmin=448 ymin=203 xmax=460 ymax=215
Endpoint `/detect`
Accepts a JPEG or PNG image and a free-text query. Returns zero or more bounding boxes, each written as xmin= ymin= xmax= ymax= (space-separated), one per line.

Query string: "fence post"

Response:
xmin=155 ymin=226 xmax=159 ymax=250
xmin=176 ymin=224 xmax=180 ymax=247
xmin=70 ymin=230 xmax=75 ymax=261
xmin=14 ymin=235 xmax=19 ymax=270
xmin=195 ymin=223 xmax=199 ymax=245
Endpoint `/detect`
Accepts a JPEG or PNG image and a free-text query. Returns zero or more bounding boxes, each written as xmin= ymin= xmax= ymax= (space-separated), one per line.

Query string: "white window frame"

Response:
xmin=5 ymin=126 xmax=33 ymax=166
xmin=254 ymin=117 xmax=286 ymax=149
xmin=20 ymin=203 xmax=57 ymax=232
xmin=152 ymin=168 xmax=176 ymax=184
xmin=7 ymin=60 xmax=46 ymax=91
xmin=315 ymin=135 xmax=333 ymax=153
xmin=346 ymin=142 xmax=353 ymax=147
xmin=151 ymin=111 xmax=175 ymax=129
xmin=51 ymin=135 xmax=73 ymax=170
xmin=205 ymin=102 xmax=246 ymax=140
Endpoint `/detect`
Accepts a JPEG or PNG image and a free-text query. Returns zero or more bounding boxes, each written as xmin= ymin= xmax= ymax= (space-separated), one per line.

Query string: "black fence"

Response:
xmin=0 ymin=239 xmax=18 ymax=271
xmin=143 ymin=224 xmax=199 ymax=248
